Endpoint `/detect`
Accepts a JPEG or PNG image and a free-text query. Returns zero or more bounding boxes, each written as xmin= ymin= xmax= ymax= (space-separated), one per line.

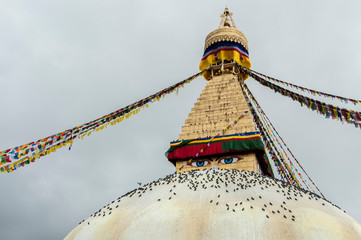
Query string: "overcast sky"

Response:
xmin=1 ymin=0 xmax=361 ymax=239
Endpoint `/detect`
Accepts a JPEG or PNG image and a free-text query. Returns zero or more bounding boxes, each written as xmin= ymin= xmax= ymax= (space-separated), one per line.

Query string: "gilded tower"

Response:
xmin=166 ymin=8 xmax=273 ymax=176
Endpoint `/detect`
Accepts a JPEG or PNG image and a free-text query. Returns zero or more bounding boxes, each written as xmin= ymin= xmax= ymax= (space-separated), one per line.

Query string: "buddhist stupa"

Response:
xmin=64 ymin=8 xmax=361 ymax=240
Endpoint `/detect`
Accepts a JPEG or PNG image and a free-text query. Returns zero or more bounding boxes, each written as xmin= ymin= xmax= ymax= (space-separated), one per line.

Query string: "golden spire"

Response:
xmin=167 ymin=8 xmax=270 ymax=176
xmin=180 ymin=7 xmax=255 ymax=141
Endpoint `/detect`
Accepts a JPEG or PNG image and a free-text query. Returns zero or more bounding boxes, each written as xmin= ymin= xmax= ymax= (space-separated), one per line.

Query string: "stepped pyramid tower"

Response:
xmin=167 ymin=7 xmax=273 ymax=176
xmin=65 ymin=8 xmax=361 ymax=240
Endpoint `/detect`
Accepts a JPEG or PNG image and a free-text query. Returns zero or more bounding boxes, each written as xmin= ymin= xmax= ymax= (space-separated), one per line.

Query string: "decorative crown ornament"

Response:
xmin=204 ymin=7 xmax=249 ymax=51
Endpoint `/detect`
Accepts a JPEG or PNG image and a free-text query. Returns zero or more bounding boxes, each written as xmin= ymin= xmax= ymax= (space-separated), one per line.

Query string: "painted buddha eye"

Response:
xmin=219 ymin=157 xmax=240 ymax=164
xmin=190 ymin=161 xmax=210 ymax=167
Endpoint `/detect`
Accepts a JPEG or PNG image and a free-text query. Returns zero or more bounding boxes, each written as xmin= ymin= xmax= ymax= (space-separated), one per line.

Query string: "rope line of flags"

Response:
xmin=240 ymin=66 xmax=361 ymax=128
xmin=0 ymin=70 xmax=206 ymax=173
xmin=241 ymin=82 xmax=325 ymax=198
xmin=248 ymin=68 xmax=361 ymax=106
xmin=1 ymin=62 xmax=357 ymax=200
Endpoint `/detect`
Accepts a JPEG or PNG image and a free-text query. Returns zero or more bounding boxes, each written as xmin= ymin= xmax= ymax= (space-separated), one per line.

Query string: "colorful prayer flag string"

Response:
xmin=247 ymin=68 xmax=361 ymax=106
xmin=243 ymin=83 xmax=309 ymax=189
xmin=239 ymin=66 xmax=361 ymax=129
xmin=0 ymin=70 xmax=208 ymax=173
xmin=242 ymin=83 xmax=325 ymax=198
xmin=241 ymin=83 xmax=294 ymax=184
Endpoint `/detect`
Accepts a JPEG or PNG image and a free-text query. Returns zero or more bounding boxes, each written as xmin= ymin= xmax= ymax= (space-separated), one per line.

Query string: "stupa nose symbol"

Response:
xmin=211 ymin=165 xmax=219 ymax=170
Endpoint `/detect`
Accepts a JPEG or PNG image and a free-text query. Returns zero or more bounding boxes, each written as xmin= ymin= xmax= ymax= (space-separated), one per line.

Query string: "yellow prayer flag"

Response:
xmin=332 ymin=108 xmax=339 ymax=120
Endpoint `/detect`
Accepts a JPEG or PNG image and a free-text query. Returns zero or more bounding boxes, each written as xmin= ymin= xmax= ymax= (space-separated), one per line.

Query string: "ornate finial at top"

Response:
xmin=203 ymin=7 xmax=248 ymax=52
xmin=218 ymin=7 xmax=237 ymax=29
xmin=200 ymin=8 xmax=251 ymax=80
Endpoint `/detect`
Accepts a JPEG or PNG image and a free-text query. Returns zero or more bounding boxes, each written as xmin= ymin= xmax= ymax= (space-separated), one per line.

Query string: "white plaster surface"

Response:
xmin=64 ymin=169 xmax=361 ymax=240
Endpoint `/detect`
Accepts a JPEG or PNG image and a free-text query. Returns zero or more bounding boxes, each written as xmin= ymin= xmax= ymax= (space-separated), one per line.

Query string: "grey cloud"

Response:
xmin=1 ymin=1 xmax=361 ymax=239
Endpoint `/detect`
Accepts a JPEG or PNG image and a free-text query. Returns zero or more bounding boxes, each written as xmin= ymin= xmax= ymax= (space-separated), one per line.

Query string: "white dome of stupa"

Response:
xmin=64 ymin=169 xmax=361 ymax=239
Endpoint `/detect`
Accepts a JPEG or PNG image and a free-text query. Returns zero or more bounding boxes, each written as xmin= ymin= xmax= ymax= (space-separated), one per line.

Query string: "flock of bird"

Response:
xmin=77 ymin=169 xmax=342 ymax=227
